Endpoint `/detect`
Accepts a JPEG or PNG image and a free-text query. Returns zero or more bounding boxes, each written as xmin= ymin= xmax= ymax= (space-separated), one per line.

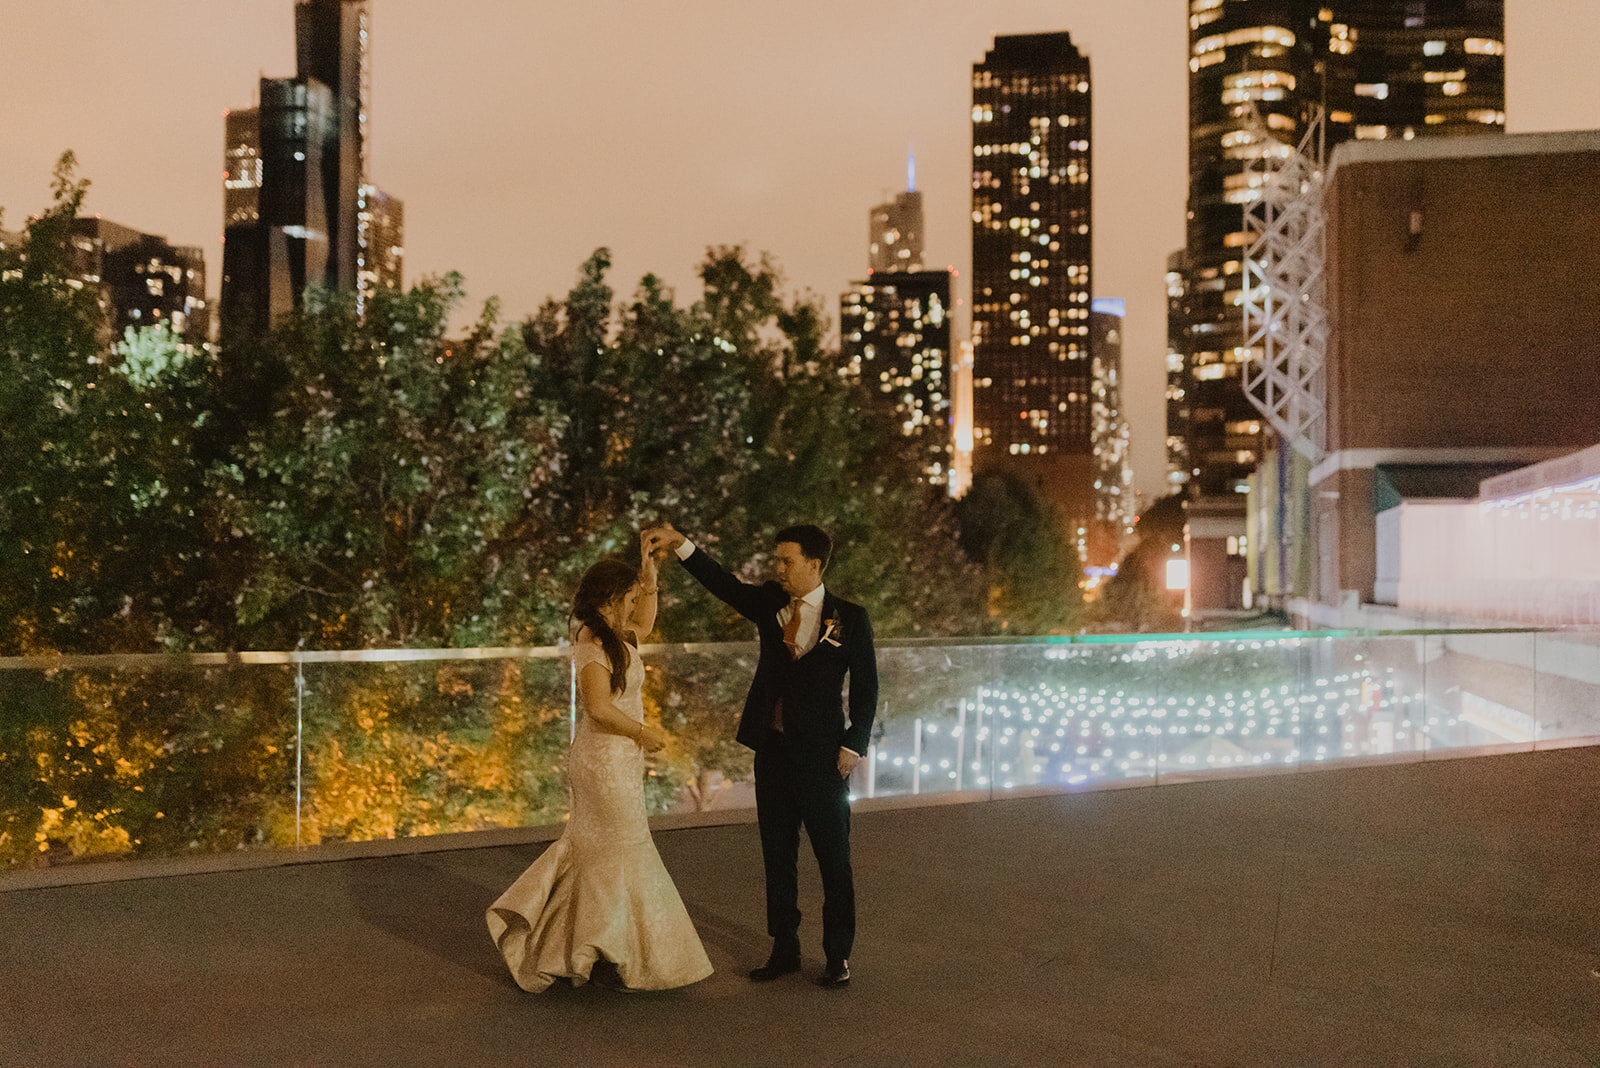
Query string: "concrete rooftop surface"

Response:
xmin=3 ymin=746 xmax=1598 ymax=1067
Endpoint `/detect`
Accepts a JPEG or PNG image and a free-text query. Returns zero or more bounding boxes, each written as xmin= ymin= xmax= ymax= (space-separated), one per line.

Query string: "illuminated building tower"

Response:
xmin=1169 ymin=0 xmax=1504 ymax=500
xmin=357 ymin=183 xmax=404 ymax=303
xmin=65 ymin=218 xmax=209 ymax=350
xmin=295 ymin=0 xmax=369 ymax=293
xmin=840 ymin=269 xmax=954 ymax=486
xmin=1088 ymin=298 xmax=1135 ymax=567
xmin=222 ymin=0 xmax=402 ymax=337
xmin=223 ymin=108 xmax=262 ymax=231
xmin=869 ymin=163 xmax=925 ymax=274
xmin=969 ymin=32 xmax=1094 ymax=528
xmin=221 ymin=77 xmax=332 ymax=339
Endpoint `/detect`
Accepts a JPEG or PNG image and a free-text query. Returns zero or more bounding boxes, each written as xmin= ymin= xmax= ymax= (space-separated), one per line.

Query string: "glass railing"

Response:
xmin=3 ymin=629 xmax=1597 ymax=876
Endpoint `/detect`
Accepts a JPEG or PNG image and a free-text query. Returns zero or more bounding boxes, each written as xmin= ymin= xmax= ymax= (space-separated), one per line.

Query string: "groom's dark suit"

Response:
xmin=680 ymin=545 xmax=877 ymax=964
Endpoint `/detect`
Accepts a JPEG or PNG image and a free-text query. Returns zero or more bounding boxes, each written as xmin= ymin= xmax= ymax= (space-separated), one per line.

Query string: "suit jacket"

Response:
xmin=681 ymin=546 xmax=878 ymax=754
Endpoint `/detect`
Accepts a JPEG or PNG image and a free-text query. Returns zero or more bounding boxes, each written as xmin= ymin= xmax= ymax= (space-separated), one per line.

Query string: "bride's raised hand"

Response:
xmin=640 ymin=536 xmax=662 ymax=580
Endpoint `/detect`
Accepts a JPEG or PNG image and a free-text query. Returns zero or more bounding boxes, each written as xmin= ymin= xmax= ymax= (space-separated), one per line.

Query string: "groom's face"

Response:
xmin=773 ymin=541 xmax=822 ymax=597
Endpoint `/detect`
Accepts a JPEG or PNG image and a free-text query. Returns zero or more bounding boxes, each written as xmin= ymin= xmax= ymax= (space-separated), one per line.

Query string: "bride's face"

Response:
xmin=602 ymin=585 xmax=641 ymax=628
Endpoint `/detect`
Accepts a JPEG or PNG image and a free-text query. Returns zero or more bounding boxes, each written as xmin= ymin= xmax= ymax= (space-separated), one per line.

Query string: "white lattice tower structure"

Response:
xmin=1241 ymin=110 xmax=1327 ymax=462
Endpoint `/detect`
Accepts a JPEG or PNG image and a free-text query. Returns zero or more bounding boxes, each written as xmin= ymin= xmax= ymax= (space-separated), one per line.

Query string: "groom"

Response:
xmin=646 ymin=523 xmax=877 ymax=988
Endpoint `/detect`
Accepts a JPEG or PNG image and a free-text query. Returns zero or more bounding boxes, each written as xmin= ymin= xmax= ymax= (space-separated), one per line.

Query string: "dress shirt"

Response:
xmin=779 ymin=582 xmax=826 ymax=657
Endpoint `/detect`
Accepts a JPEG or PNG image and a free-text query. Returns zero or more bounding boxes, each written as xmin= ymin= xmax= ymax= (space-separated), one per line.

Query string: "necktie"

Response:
xmin=774 ymin=597 xmax=804 ymax=731
xmin=782 ymin=597 xmax=805 ymax=658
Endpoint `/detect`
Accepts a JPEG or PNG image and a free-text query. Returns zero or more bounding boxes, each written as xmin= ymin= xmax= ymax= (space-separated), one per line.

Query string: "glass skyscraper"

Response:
xmin=1169 ymin=0 xmax=1505 ymax=499
xmin=970 ymin=32 xmax=1094 ymax=525
xmin=220 ymin=0 xmax=403 ymax=338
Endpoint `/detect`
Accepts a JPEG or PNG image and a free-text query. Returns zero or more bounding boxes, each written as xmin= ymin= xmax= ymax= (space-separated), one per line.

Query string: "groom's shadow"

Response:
xmin=342 ymin=849 xmax=534 ymax=989
xmin=677 ymin=895 xmax=773 ymax=973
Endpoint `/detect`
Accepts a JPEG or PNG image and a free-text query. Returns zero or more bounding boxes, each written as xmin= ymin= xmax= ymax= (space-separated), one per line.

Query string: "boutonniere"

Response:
xmin=820 ymin=616 xmax=843 ymax=646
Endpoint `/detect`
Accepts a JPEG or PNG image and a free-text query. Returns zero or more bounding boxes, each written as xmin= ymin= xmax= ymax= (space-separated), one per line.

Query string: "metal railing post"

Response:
xmin=294 ymin=661 xmax=304 ymax=848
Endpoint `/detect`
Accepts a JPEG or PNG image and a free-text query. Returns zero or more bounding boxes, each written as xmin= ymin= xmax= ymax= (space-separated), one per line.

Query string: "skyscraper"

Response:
xmin=222 ymin=78 xmax=332 ymax=339
xmin=220 ymin=0 xmax=402 ymax=338
xmin=67 ymin=218 xmax=209 ymax=350
xmin=868 ymin=187 xmax=925 ymax=274
xmin=223 ymin=107 xmax=262 ymax=230
xmin=1168 ymin=0 xmax=1505 ymax=500
xmin=970 ymin=32 xmax=1094 ymax=526
xmin=295 ymin=0 xmax=368 ymax=293
xmin=1088 ymin=298 xmax=1135 ymax=567
xmin=842 ymin=164 xmax=952 ymax=488
xmin=840 ymin=270 xmax=954 ymax=486
xmin=357 ymin=184 xmax=404 ymax=302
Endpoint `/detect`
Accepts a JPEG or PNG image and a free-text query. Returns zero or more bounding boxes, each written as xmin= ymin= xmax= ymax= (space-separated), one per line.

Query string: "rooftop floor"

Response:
xmin=3 ymin=746 xmax=1598 ymax=1066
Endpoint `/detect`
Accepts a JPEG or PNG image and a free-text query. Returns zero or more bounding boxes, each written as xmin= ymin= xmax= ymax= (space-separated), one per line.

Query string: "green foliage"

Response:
xmin=956 ymin=470 xmax=1085 ymax=634
xmin=1091 ymin=494 xmax=1188 ymax=633
xmin=520 ymin=246 xmax=987 ymax=644
xmin=220 ymin=277 xmax=566 ymax=649
xmin=0 ymin=154 xmax=219 ymax=655
xmin=0 ymin=159 xmax=1024 ymax=862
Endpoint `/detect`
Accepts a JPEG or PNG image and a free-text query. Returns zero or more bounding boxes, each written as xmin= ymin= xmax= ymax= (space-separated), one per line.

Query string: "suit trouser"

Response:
xmin=754 ymin=729 xmax=855 ymax=962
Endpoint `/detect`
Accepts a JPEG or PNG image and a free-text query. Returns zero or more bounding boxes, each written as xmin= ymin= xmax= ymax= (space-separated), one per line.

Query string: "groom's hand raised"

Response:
xmin=644 ymin=525 xmax=686 ymax=557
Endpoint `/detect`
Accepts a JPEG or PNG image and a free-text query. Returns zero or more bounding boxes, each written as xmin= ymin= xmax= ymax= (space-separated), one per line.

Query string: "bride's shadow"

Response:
xmin=340 ymin=846 xmax=771 ymax=996
xmin=341 ymin=851 xmax=525 ymax=988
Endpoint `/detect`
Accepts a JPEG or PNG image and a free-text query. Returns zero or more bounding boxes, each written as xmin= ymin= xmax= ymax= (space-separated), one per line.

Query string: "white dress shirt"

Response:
xmin=780 ymin=582 xmax=827 ymax=657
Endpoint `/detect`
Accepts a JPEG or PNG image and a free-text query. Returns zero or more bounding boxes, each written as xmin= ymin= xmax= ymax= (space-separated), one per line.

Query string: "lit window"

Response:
xmin=1354 ymin=82 xmax=1389 ymax=100
xmin=1225 ymin=70 xmax=1296 ymax=92
xmin=1355 ymin=124 xmax=1388 ymax=140
xmin=1423 ymin=40 xmax=1446 ymax=56
xmin=1464 ymin=38 xmax=1504 ymax=56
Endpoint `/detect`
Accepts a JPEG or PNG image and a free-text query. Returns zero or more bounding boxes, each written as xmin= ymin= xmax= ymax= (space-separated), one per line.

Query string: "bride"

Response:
xmin=486 ymin=538 xmax=712 ymax=991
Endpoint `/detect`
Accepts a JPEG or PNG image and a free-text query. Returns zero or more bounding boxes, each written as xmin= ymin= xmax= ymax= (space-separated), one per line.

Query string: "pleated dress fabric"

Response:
xmin=486 ymin=637 xmax=713 ymax=992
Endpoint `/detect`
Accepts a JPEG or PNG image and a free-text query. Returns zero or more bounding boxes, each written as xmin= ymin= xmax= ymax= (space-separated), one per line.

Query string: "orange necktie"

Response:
xmin=774 ymin=597 xmax=804 ymax=730
xmin=782 ymin=597 xmax=804 ymax=658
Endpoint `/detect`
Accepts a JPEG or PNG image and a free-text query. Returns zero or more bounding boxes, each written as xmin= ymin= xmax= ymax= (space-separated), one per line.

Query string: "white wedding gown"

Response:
xmin=486 ymin=636 xmax=713 ymax=992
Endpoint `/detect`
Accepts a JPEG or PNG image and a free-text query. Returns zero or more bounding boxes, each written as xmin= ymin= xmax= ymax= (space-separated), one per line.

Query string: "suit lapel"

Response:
xmin=799 ymin=592 xmax=840 ymax=660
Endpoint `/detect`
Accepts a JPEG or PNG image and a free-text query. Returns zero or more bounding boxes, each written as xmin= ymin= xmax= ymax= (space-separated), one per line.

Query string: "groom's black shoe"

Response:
xmin=818 ymin=958 xmax=850 ymax=988
xmin=748 ymin=948 xmax=802 ymax=982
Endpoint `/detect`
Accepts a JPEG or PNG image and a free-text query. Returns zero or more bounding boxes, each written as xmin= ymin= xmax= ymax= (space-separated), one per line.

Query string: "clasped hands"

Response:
xmin=641 ymin=523 xmax=684 ymax=562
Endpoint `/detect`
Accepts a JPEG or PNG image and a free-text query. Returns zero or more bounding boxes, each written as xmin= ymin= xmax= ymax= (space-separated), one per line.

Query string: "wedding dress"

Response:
xmin=486 ymin=636 xmax=713 ymax=991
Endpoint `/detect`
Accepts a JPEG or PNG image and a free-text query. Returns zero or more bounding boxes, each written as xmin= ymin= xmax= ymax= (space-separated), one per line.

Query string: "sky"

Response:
xmin=3 ymin=1 xmax=1597 ymax=502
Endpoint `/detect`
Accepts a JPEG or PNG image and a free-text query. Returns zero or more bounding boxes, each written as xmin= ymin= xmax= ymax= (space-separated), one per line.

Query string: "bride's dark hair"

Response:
xmin=571 ymin=557 xmax=639 ymax=696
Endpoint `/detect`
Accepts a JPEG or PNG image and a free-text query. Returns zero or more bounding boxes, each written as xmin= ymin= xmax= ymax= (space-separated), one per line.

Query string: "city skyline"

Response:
xmin=2 ymin=0 xmax=1596 ymax=501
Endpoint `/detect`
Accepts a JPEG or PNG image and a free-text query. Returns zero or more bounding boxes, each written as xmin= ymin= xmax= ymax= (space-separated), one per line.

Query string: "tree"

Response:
xmin=219 ymin=278 xmax=566 ymax=649
xmin=1092 ymin=493 xmax=1187 ymax=633
xmin=0 ymin=154 xmax=219 ymax=655
xmin=956 ymin=470 xmax=1085 ymax=634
